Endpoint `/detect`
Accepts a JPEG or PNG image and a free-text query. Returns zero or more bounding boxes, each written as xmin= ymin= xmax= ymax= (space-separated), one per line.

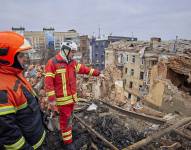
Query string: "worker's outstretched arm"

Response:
xmin=45 ymin=60 xmax=56 ymax=102
xmin=75 ymin=63 xmax=100 ymax=76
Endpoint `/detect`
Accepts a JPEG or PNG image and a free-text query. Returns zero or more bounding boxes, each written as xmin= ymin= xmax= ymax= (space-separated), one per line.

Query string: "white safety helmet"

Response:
xmin=61 ymin=41 xmax=78 ymax=51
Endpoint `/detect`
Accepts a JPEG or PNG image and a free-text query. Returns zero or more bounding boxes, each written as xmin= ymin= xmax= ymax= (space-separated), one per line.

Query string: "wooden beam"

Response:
xmin=100 ymin=100 xmax=166 ymax=124
xmin=123 ymin=117 xmax=191 ymax=150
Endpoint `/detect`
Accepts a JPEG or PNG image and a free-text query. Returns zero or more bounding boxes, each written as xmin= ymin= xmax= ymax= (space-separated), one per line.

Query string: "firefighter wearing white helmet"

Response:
xmin=60 ymin=41 xmax=78 ymax=63
xmin=44 ymin=40 xmax=106 ymax=149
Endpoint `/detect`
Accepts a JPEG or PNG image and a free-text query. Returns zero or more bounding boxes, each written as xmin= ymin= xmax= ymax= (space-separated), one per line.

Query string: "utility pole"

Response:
xmin=173 ymin=35 xmax=178 ymax=53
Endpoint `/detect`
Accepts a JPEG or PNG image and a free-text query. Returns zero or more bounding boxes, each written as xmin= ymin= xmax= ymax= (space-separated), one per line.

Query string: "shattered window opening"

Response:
xmin=167 ymin=68 xmax=191 ymax=95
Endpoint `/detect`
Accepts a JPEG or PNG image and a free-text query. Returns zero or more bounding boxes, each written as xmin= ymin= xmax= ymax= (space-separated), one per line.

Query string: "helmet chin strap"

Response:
xmin=63 ymin=49 xmax=72 ymax=63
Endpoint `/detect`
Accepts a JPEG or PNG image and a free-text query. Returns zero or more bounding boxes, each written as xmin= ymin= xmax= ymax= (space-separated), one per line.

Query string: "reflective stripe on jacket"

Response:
xmin=0 ymin=66 xmax=45 ymax=149
xmin=45 ymin=54 xmax=100 ymax=105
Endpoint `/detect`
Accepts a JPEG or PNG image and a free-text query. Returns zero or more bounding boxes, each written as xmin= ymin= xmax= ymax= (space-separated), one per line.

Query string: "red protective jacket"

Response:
xmin=45 ymin=54 xmax=100 ymax=106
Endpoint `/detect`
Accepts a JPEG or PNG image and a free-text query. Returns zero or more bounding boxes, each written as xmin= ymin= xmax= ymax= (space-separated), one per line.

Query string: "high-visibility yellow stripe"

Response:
xmin=4 ymin=136 xmax=25 ymax=150
xmin=56 ymin=93 xmax=78 ymax=105
xmin=88 ymin=69 xmax=94 ymax=76
xmin=32 ymin=89 xmax=37 ymax=97
xmin=61 ymin=73 xmax=67 ymax=97
xmin=0 ymin=106 xmax=16 ymax=116
xmin=56 ymin=99 xmax=74 ymax=106
xmin=63 ymin=135 xmax=72 ymax=141
xmin=55 ymin=68 xmax=68 ymax=97
xmin=32 ymin=130 xmax=46 ymax=149
xmin=75 ymin=64 xmax=81 ymax=73
xmin=46 ymin=91 xmax=55 ymax=97
xmin=0 ymin=102 xmax=30 ymax=116
xmin=17 ymin=102 xmax=28 ymax=111
xmin=56 ymin=93 xmax=77 ymax=101
xmin=62 ymin=130 xmax=72 ymax=136
xmin=45 ymin=72 xmax=55 ymax=78
xmin=56 ymin=69 xmax=66 ymax=74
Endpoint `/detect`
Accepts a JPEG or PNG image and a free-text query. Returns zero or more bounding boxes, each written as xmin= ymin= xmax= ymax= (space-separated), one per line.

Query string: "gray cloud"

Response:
xmin=0 ymin=0 xmax=191 ymax=40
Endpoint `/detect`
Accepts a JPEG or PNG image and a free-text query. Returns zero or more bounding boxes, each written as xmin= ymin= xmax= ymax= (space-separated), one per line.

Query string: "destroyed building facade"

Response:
xmin=104 ymin=38 xmax=191 ymax=115
xmin=105 ymin=40 xmax=157 ymax=106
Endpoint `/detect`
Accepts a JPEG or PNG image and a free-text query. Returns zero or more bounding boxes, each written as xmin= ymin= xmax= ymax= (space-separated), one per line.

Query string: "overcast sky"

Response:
xmin=1 ymin=0 xmax=191 ymax=40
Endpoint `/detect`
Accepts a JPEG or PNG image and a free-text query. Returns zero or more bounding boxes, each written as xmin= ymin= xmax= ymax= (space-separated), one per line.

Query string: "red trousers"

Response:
xmin=58 ymin=104 xmax=74 ymax=144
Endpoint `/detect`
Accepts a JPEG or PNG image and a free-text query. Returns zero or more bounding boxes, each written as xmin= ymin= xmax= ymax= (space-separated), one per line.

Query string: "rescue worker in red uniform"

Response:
xmin=45 ymin=41 xmax=104 ymax=149
xmin=0 ymin=32 xmax=46 ymax=150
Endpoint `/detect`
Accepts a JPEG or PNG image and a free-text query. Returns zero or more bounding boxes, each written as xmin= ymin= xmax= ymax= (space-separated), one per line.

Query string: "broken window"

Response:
xmin=125 ymin=68 xmax=128 ymax=74
xmin=106 ymin=53 xmax=109 ymax=60
xmin=129 ymin=43 xmax=134 ymax=47
xmin=130 ymin=69 xmax=134 ymax=76
xmin=140 ymin=72 xmax=144 ymax=80
xmin=137 ymin=97 xmax=141 ymax=101
xmin=123 ymin=79 xmax=126 ymax=88
xmin=139 ymin=85 xmax=143 ymax=91
xmin=167 ymin=68 xmax=191 ymax=95
xmin=128 ymin=93 xmax=131 ymax=99
xmin=132 ymin=55 xmax=135 ymax=63
xmin=129 ymin=81 xmax=133 ymax=89
xmin=151 ymin=60 xmax=157 ymax=66
xmin=118 ymin=54 xmax=123 ymax=63
xmin=141 ymin=58 xmax=144 ymax=65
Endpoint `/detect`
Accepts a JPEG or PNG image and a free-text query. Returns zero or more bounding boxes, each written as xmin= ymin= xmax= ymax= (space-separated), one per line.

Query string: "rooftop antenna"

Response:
xmin=92 ymin=32 xmax=95 ymax=38
xmin=131 ymin=32 xmax=134 ymax=41
xmin=98 ymin=25 xmax=101 ymax=39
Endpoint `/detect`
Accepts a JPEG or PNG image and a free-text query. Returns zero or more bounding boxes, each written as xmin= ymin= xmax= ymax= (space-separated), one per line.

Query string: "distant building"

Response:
xmin=12 ymin=27 xmax=79 ymax=64
xmin=105 ymin=40 xmax=157 ymax=105
xmin=91 ymin=37 xmax=109 ymax=70
xmin=91 ymin=36 xmax=137 ymax=70
xmin=79 ymin=35 xmax=90 ymax=64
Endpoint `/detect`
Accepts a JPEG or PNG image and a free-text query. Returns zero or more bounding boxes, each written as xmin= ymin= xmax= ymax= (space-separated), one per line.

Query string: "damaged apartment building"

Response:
xmin=80 ymin=37 xmax=191 ymax=116
xmin=103 ymin=38 xmax=191 ymax=116
xmin=146 ymin=40 xmax=191 ymax=116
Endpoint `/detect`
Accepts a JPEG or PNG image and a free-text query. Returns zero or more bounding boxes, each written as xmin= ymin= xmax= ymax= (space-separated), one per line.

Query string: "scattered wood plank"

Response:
xmin=173 ymin=129 xmax=191 ymax=141
xmin=99 ymin=100 xmax=166 ymax=124
xmin=123 ymin=117 xmax=191 ymax=150
xmin=160 ymin=142 xmax=181 ymax=150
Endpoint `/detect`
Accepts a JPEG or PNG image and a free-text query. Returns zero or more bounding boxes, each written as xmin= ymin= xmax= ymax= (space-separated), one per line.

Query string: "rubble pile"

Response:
xmin=76 ymin=75 xmax=97 ymax=99
xmin=76 ymin=101 xmax=164 ymax=149
xmin=24 ymin=57 xmax=191 ymax=149
xmin=94 ymin=115 xmax=145 ymax=149
xmin=76 ymin=64 xmax=127 ymax=106
xmin=100 ymin=65 xmax=126 ymax=105
xmin=45 ymin=130 xmax=64 ymax=150
xmin=150 ymin=131 xmax=191 ymax=150
xmin=24 ymin=64 xmax=49 ymax=110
